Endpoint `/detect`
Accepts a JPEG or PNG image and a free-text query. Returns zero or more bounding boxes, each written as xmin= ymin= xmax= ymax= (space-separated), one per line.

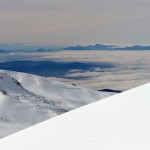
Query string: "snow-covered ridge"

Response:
xmin=0 ymin=73 xmax=49 ymax=103
xmin=0 ymin=70 xmax=113 ymax=138
xmin=0 ymin=82 xmax=150 ymax=150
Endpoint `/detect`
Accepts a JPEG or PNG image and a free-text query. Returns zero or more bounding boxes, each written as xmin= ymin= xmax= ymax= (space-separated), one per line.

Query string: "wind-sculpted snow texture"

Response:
xmin=0 ymin=70 xmax=113 ymax=138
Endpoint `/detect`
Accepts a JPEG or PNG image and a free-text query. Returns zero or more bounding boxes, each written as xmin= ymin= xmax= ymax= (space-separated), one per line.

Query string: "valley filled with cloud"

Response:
xmin=0 ymin=50 xmax=150 ymax=91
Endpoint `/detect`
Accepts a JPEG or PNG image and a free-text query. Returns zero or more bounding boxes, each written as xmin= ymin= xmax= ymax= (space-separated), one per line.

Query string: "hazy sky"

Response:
xmin=0 ymin=0 xmax=150 ymax=45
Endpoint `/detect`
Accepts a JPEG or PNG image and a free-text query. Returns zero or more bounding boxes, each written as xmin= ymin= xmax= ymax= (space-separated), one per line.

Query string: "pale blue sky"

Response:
xmin=0 ymin=0 xmax=150 ymax=45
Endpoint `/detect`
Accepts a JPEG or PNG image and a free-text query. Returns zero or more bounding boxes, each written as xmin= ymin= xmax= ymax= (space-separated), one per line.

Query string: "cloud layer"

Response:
xmin=1 ymin=50 xmax=150 ymax=91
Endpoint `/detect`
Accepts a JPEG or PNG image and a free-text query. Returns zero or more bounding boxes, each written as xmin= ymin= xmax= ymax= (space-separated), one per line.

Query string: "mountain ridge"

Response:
xmin=0 ymin=81 xmax=149 ymax=149
xmin=63 ymin=44 xmax=150 ymax=50
xmin=0 ymin=70 xmax=113 ymax=138
xmin=1 ymin=44 xmax=150 ymax=53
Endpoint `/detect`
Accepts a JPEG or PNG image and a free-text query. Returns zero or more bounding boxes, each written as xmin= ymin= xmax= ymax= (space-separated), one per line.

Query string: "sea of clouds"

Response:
xmin=1 ymin=50 xmax=150 ymax=91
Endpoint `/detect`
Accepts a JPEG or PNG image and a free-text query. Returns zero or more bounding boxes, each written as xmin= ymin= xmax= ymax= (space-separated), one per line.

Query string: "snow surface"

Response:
xmin=0 ymin=70 xmax=113 ymax=138
xmin=0 ymin=82 xmax=150 ymax=149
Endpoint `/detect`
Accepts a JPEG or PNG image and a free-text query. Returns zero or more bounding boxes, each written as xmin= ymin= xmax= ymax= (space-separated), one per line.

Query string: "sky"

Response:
xmin=0 ymin=0 xmax=150 ymax=45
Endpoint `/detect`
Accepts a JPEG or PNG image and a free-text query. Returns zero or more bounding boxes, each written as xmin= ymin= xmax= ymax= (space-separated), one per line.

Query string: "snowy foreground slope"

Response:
xmin=0 ymin=70 xmax=113 ymax=138
xmin=0 ymin=82 xmax=150 ymax=150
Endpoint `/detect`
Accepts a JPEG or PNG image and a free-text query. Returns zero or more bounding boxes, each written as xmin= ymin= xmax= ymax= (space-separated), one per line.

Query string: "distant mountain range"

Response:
xmin=116 ymin=45 xmax=150 ymax=50
xmin=64 ymin=44 xmax=116 ymax=50
xmin=63 ymin=44 xmax=150 ymax=50
xmin=1 ymin=44 xmax=150 ymax=53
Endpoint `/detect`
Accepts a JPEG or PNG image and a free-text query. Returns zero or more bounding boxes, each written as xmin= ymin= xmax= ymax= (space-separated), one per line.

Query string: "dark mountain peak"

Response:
xmin=64 ymin=44 xmax=150 ymax=50
xmin=63 ymin=44 xmax=116 ymax=50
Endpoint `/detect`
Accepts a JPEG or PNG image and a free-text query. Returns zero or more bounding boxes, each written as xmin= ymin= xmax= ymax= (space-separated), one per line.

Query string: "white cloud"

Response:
xmin=1 ymin=50 xmax=150 ymax=91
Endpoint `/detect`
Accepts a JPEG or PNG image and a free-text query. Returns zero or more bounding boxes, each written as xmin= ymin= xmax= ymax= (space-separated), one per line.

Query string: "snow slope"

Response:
xmin=0 ymin=70 xmax=113 ymax=138
xmin=0 ymin=82 xmax=150 ymax=149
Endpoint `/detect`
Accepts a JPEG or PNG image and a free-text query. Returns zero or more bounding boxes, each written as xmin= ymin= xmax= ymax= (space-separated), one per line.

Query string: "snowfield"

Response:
xmin=0 ymin=70 xmax=113 ymax=138
xmin=0 ymin=82 xmax=150 ymax=149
